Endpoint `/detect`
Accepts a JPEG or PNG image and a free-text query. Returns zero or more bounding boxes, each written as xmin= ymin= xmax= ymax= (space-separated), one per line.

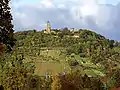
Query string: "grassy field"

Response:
xmin=23 ymin=48 xmax=70 ymax=76
xmin=23 ymin=48 xmax=106 ymax=77
xmin=34 ymin=62 xmax=70 ymax=76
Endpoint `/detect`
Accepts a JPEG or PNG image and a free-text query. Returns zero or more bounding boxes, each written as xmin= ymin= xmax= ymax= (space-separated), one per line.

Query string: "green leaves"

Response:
xmin=0 ymin=0 xmax=15 ymax=52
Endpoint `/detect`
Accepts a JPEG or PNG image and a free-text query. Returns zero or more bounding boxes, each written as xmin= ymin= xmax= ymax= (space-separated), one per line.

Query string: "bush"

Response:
xmin=57 ymin=71 xmax=104 ymax=90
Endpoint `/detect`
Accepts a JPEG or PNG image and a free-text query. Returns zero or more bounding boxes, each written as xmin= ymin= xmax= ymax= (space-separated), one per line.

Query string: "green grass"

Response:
xmin=24 ymin=56 xmax=70 ymax=76
xmin=84 ymin=69 xmax=105 ymax=77
xmin=40 ymin=48 xmax=66 ymax=62
xmin=23 ymin=47 xmax=106 ymax=77
xmin=23 ymin=48 xmax=70 ymax=76
xmin=34 ymin=62 xmax=70 ymax=76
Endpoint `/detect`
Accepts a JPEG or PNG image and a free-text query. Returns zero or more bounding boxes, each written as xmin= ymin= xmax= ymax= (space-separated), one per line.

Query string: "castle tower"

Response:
xmin=46 ymin=21 xmax=51 ymax=33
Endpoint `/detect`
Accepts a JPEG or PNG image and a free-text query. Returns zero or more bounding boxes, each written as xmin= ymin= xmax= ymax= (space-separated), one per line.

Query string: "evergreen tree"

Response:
xmin=0 ymin=0 xmax=15 ymax=51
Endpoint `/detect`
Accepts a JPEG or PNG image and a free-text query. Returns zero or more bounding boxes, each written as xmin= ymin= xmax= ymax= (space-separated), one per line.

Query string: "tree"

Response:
xmin=58 ymin=32 xmax=64 ymax=38
xmin=61 ymin=27 xmax=71 ymax=35
xmin=58 ymin=71 xmax=104 ymax=90
xmin=109 ymin=40 xmax=114 ymax=48
xmin=51 ymin=76 xmax=62 ymax=90
xmin=0 ymin=0 xmax=15 ymax=51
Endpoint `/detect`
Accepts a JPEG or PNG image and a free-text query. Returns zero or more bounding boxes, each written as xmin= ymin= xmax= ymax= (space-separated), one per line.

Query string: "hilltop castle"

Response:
xmin=44 ymin=21 xmax=51 ymax=33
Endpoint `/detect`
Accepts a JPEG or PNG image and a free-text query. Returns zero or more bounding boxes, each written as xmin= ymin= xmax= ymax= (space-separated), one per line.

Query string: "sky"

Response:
xmin=10 ymin=0 xmax=120 ymax=41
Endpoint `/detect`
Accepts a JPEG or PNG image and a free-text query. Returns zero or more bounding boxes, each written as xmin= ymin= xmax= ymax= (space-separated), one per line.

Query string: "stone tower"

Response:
xmin=46 ymin=21 xmax=51 ymax=33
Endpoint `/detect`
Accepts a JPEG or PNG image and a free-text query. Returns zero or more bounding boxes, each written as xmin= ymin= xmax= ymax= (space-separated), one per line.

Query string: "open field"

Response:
xmin=23 ymin=48 xmax=71 ymax=76
xmin=34 ymin=62 xmax=70 ymax=76
xmin=23 ymin=48 xmax=106 ymax=77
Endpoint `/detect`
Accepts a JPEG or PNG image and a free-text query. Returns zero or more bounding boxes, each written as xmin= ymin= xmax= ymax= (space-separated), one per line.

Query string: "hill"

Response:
xmin=13 ymin=29 xmax=120 ymax=73
xmin=0 ymin=28 xmax=120 ymax=89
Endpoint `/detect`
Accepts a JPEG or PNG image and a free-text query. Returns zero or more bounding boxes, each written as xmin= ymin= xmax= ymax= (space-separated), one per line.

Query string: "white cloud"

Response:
xmin=57 ymin=4 xmax=66 ymax=9
xmin=40 ymin=0 xmax=55 ymax=8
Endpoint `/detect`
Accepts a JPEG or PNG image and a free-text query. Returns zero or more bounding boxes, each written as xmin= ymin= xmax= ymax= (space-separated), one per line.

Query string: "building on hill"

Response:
xmin=73 ymin=34 xmax=79 ymax=38
xmin=44 ymin=21 xmax=52 ymax=34
xmin=44 ymin=21 xmax=58 ymax=35
xmin=70 ymin=28 xmax=74 ymax=32
xmin=46 ymin=21 xmax=51 ymax=33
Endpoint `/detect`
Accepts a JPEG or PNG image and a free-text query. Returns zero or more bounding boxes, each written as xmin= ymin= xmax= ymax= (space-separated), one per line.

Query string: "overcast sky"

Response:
xmin=10 ymin=0 xmax=120 ymax=41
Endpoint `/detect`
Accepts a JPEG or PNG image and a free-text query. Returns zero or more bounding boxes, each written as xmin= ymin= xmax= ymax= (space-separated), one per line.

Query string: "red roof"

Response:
xmin=73 ymin=34 xmax=79 ymax=36
xmin=73 ymin=34 xmax=79 ymax=38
